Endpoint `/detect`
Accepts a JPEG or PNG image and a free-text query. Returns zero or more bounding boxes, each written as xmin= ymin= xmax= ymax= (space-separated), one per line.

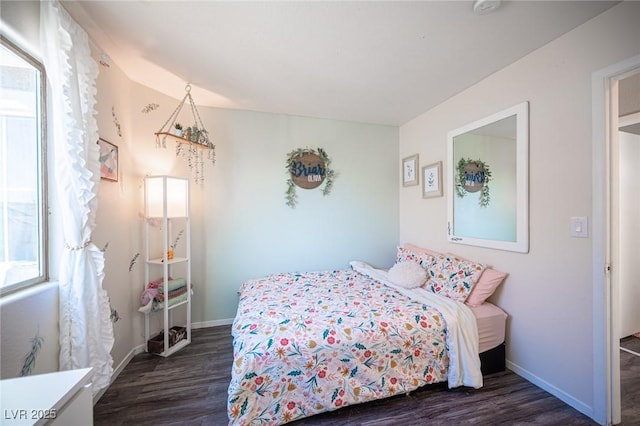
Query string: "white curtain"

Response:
xmin=40 ymin=1 xmax=114 ymax=394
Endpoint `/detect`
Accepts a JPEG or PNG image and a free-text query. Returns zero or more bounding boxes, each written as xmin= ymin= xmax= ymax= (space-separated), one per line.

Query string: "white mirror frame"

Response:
xmin=446 ymin=101 xmax=529 ymax=253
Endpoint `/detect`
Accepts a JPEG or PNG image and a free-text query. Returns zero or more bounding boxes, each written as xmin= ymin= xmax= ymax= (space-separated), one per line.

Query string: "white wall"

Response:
xmin=0 ymin=1 xmax=39 ymax=53
xmin=399 ymin=1 xmax=640 ymax=420
xmin=126 ymin=83 xmax=400 ymax=323
xmin=0 ymin=284 xmax=59 ymax=378
xmin=91 ymin=56 xmax=399 ymax=362
xmin=1 ymin=0 xmax=399 ymax=379
xmin=619 ymin=130 xmax=640 ymax=338
xmin=201 ymin=110 xmax=399 ymax=321
xmin=91 ymin=55 xmax=145 ymax=370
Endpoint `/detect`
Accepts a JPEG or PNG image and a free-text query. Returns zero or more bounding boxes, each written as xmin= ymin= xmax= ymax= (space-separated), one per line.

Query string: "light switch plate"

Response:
xmin=570 ymin=216 xmax=588 ymax=238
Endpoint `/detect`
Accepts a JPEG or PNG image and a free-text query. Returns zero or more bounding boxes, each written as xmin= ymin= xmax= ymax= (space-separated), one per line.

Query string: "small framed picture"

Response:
xmin=422 ymin=161 xmax=443 ymax=198
xmin=98 ymin=138 xmax=118 ymax=181
xmin=402 ymin=154 xmax=419 ymax=187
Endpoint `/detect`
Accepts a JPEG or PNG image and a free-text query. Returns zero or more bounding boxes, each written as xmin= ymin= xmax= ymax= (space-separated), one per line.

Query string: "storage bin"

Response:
xmin=147 ymin=326 xmax=187 ymax=354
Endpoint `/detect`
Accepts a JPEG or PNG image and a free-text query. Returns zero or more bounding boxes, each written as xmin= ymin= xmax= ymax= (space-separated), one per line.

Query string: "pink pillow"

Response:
xmin=403 ymin=243 xmax=442 ymax=258
xmin=465 ymin=268 xmax=508 ymax=306
xmin=444 ymin=252 xmax=507 ymax=306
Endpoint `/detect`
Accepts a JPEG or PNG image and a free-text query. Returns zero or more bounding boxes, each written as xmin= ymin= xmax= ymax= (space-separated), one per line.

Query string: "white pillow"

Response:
xmin=387 ymin=262 xmax=427 ymax=289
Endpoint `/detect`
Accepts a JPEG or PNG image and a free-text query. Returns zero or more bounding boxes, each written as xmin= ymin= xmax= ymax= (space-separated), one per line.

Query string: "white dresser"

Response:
xmin=0 ymin=368 xmax=92 ymax=425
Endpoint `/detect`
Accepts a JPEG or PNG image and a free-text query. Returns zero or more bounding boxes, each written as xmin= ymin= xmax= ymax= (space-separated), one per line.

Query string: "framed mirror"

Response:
xmin=447 ymin=102 xmax=529 ymax=253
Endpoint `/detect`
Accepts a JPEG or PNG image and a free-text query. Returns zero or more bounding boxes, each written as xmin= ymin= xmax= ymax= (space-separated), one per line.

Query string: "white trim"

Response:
xmin=506 ymin=360 xmax=593 ymax=419
xmin=620 ymin=347 xmax=640 ymax=358
xmin=592 ymin=53 xmax=640 ymax=426
xmin=618 ymin=111 xmax=640 ymax=128
xmin=0 ymin=281 xmax=58 ymax=306
xmin=0 ymin=19 xmax=42 ymax=63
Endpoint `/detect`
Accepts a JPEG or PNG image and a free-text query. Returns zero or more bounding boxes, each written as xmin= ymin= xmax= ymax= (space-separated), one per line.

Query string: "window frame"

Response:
xmin=0 ymin=35 xmax=48 ymax=296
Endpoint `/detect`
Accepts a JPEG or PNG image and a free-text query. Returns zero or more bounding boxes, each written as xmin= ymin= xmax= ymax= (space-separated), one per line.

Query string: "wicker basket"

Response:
xmin=147 ymin=326 xmax=187 ymax=354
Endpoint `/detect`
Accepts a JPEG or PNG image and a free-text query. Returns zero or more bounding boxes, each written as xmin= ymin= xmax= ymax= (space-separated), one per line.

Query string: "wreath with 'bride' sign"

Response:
xmin=285 ymin=148 xmax=336 ymax=208
xmin=455 ymin=158 xmax=492 ymax=207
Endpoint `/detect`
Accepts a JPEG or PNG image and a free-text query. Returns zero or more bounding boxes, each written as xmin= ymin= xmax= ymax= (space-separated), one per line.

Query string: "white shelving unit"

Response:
xmin=141 ymin=175 xmax=191 ymax=357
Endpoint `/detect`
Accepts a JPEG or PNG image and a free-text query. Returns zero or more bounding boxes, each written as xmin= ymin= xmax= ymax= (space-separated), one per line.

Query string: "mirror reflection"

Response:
xmin=447 ymin=102 xmax=529 ymax=253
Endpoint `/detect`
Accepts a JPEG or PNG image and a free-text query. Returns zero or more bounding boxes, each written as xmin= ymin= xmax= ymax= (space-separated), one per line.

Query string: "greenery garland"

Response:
xmin=285 ymin=147 xmax=335 ymax=208
xmin=455 ymin=158 xmax=492 ymax=208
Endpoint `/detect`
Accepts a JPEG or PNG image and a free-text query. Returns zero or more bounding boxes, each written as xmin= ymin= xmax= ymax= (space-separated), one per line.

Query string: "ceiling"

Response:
xmin=62 ymin=1 xmax=618 ymax=126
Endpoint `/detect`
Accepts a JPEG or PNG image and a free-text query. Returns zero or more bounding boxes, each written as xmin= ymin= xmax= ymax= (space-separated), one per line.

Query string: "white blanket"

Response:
xmin=350 ymin=261 xmax=483 ymax=389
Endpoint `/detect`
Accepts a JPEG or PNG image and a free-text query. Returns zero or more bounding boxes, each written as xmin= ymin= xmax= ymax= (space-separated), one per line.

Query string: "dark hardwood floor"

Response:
xmin=94 ymin=326 xmax=607 ymax=425
xmin=621 ymin=335 xmax=640 ymax=354
xmin=620 ymin=336 xmax=640 ymax=425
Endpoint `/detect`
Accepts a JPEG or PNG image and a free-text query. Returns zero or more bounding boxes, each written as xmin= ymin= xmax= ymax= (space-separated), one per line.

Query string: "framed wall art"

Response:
xmin=422 ymin=161 xmax=442 ymax=198
xmin=402 ymin=154 xmax=419 ymax=187
xmin=98 ymin=138 xmax=118 ymax=181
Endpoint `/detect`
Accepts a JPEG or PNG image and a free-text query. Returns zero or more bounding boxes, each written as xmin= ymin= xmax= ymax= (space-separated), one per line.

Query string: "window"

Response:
xmin=0 ymin=37 xmax=47 ymax=295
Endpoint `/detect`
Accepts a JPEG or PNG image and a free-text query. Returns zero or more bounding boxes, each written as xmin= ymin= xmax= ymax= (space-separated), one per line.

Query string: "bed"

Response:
xmin=472 ymin=302 xmax=508 ymax=375
xmin=228 ymin=247 xmax=508 ymax=425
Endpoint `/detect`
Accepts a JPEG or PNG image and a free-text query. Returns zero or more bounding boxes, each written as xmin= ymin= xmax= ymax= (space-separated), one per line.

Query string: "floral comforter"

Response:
xmin=228 ymin=266 xmax=480 ymax=425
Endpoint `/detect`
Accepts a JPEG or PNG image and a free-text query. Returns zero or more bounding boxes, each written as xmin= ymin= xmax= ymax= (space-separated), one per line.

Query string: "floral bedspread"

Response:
xmin=228 ymin=268 xmax=464 ymax=425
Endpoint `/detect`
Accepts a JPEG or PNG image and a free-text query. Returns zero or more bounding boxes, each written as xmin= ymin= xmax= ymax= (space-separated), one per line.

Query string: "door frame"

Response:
xmin=592 ymin=54 xmax=640 ymax=426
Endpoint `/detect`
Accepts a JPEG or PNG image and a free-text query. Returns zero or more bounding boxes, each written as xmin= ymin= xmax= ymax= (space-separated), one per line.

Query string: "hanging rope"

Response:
xmin=155 ymin=84 xmax=216 ymax=183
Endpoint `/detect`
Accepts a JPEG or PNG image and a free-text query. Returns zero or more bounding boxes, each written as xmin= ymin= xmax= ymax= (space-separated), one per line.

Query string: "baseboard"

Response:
xmin=93 ymin=343 xmax=145 ymax=404
xmin=506 ymin=360 xmax=594 ymax=421
xmin=193 ymin=318 xmax=234 ymax=328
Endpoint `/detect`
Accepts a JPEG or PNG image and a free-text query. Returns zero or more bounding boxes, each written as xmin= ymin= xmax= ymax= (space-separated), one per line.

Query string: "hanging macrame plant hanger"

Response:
xmin=155 ymin=84 xmax=215 ymax=183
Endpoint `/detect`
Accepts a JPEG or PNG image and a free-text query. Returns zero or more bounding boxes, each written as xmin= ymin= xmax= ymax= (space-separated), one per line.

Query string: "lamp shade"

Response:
xmin=145 ymin=176 xmax=189 ymax=218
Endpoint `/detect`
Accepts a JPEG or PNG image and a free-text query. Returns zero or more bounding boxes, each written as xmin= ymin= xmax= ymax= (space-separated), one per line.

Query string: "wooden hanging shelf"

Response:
xmin=154 ymin=84 xmax=216 ymax=184
xmin=155 ymin=132 xmax=214 ymax=150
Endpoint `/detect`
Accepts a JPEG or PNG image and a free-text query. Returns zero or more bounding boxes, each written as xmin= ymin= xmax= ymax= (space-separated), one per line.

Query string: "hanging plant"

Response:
xmin=455 ymin=158 xmax=492 ymax=207
xmin=155 ymin=84 xmax=216 ymax=185
xmin=285 ymin=147 xmax=335 ymax=208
